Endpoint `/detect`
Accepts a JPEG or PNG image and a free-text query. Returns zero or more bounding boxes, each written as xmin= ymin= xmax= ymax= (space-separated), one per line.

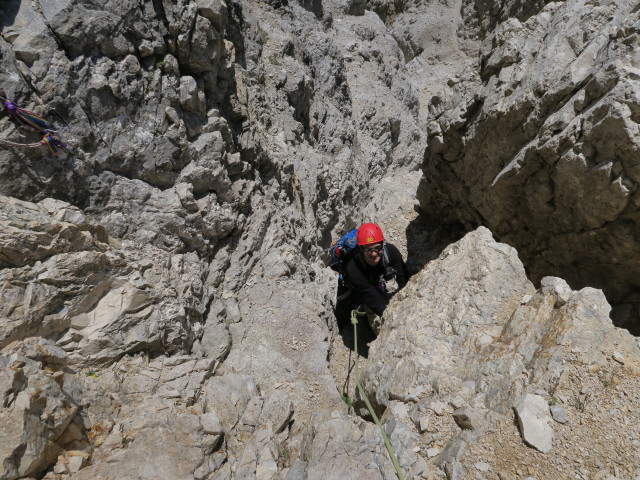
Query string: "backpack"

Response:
xmin=326 ymin=228 xmax=358 ymax=275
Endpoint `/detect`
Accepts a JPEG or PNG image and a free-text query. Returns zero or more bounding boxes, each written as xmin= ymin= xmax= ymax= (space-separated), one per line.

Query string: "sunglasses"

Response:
xmin=361 ymin=245 xmax=383 ymax=255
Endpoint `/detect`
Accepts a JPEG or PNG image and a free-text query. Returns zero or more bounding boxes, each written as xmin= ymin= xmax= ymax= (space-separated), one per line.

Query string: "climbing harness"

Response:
xmin=0 ymin=97 xmax=67 ymax=155
xmin=350 ymin=308 xmax=406 ymax=480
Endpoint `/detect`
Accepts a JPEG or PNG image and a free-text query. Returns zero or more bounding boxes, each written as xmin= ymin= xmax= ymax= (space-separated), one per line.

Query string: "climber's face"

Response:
xmin=361 ymin=242 xmax=383 ymax=266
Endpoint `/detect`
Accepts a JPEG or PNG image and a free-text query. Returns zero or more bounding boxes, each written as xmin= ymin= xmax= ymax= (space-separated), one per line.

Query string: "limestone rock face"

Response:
xmin=363 ymin=227 xmax=536 ymax=412
xmin=67 ymin=404 xmax=209 ymax=480
xmin=0 ymin=195 xmax=209 ymax=366
xmin=363 ymin=227 xmax=640 ymax=476
xmin=0 ymin=0 xmax=427 ymax=474
xmin=300 ymin=410 xmax=424 ymax=480
xmin=0 ymin=338 xmax=101 ymax=480
xmin=1 ymin=0 xmax=640 ymax=478
xmin=0 ymin=196 xmax=107 ymax=268
xmin=418 ymin=0 xmax=640 ymax=330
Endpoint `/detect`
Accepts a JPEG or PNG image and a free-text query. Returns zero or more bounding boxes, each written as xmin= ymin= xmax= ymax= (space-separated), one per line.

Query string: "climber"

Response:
xmin=337 ymin=222 xmax=410 ymax=333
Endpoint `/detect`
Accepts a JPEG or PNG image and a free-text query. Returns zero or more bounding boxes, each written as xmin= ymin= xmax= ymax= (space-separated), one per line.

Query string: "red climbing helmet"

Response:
xmin=356 ymin=223 xmax=384 ymax=246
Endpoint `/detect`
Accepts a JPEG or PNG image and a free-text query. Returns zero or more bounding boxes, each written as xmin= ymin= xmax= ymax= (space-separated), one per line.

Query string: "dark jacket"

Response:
xmin=343 ymin=243 xmax=410 ymax=316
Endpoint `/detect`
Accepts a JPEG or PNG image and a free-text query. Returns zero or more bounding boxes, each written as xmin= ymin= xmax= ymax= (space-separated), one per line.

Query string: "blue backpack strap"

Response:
xmin=328 ymin=228 xmax=358 ymax=273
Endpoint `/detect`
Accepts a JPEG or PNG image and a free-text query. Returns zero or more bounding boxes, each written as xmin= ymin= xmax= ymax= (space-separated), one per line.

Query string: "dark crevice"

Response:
xmin=0 ymin=0 xmax=20 ymax=29
xmin=184 ymin=9 xmax=200 ymax=74
xmin=79 ymin=105 xmax=109 ymax=148
xmin=151 ymin=0 xmax=170 ymax=31
xmin=136 ymin=0 xmax=146 ymax=18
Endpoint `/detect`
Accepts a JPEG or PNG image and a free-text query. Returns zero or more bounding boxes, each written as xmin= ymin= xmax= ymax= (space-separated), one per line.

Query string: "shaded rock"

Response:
xmin=419 ymin=0 xmax=640 ymax=330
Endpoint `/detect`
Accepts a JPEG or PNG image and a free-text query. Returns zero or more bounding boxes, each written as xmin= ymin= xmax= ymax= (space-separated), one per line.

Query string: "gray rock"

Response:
xmin=0 ymin=195 xmax=212 ymax=366
xmin=363 ymin=227 xmax=640 ymax=470
xmin=362 ymin=227 xmax=535 ymax=414
xmin=438 ymin=434 xmax=467 ymax=470
xmin=237 ymin=395 xmax=264 ymax=433
xmin=0 ymin=339 xmax=90 ymax=479
xmin=2 ymin=0 xmax=640 ymax=479
xmin=258 ymin=390 xmax=294 ymax=434
xmin=550 ymin=405 xmax=570 ymax=424
xmin=203 ymin=374 xmax=258 ymax=433
xmin=301 ymin=411 xmax=405 ymax=480
xmin=426 ymin=447 xmax=440 ymax=458
xmin=285 ymin=459 xmax=307 ymax=480
xmin=418 ymin=0 xmax=640 ymax=329
xmin=452 ymin=406 xmax=488 ymax=431
xmin=192 ymin=322 xmax=231 ymax=362
xmin=69 ymin=404 xmax=207 ymax=480
xmin=200 ymin=412 xmax=224 ymax=435
xmin=514 ymin=394 xmax=553 ymax=453
xmin=612 ymin=351 xmax=625 ymax=365
xmin=540 ymin=277 xmax=573 ymax=308
xmin=0 ymin=195 xmax=105 ymax=268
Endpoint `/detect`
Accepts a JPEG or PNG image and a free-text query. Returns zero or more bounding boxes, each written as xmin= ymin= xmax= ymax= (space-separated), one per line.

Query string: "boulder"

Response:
xmin=419 ymin=0 xmax=640 ymax=331
xmin=513 ymin=394 xmax=553 ymax=453
xmin=363 ymin=227 xmax=640 ymax=471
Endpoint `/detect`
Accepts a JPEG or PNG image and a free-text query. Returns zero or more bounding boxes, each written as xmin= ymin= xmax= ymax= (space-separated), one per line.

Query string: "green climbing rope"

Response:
xmin=351 ymin=308 xmax=406 ymax=480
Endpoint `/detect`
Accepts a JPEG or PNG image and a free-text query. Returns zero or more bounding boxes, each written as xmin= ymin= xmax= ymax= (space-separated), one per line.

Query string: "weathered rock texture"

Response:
xmin=363 ymin=227 xmax=640 ymax=479
xmin=0 ymin=338 xmax=95 ymax=480
xmin=1 ymin=0 xmax=427 ymax=476
xmin=0 ymin=195 xmax=209 ymax=365
xmin=419 ymin=0 xmax=640 ymax=332
xmin=1 ymin=0 xmax=639 ymax=479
